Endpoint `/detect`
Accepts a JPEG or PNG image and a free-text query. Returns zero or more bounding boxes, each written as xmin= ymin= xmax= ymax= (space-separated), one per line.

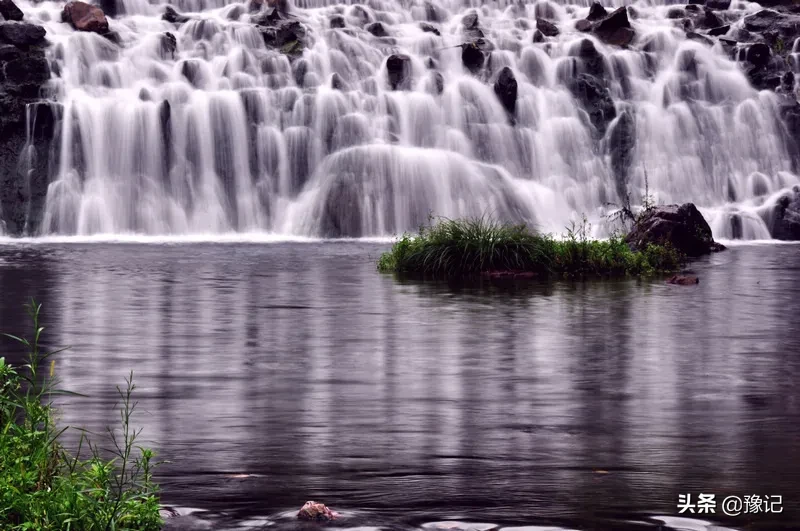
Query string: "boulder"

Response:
xmin=297 ymin=501 xmax=337 ymax=522
xmin=0 ymin=21 xmax=45 ymax=46
xmin=587 ymin=2 xmax=608 ymax=21
xmin=260 ymin=20 xmax=305 ymax=53
xmin=62 ymin=1 xmax=109 ymax=34
xmin=386 ymin=53 xmax=411 ymax=90
xmin=667 ymin=274 xmax=699 ymax=285
xmin=0 ymin=0 xmax=24 ymax=22
xmin=626 ymin=203 xmax=726 ymax=256
xmin=707 ymin=24 xmax=730 ymax=36
xmin=667 ymin=7 xmax=686 ymax=19
xmin=366 ymin=21 xmax=387 ymax=37
xmin=576 ymin=19 xmax=593 ymax=32
xmin=568 ymin=73 xmax=616 ymax=135
xmin=493 ymin=66 xmax=517 ymax=115
xmin=536 ymin=18 xmax=559 ymax=37
xmin=706 ymin=0 xmax=731 ymax=8
xmin=163 ymin=6 xmax=190 ymax=24
xmin=573 ymin=38 xmax=605 ymax=78
xmin=593 ymin=7 xmax=635 ymax=47
xmin=765 ymin=186 xmax=800 ymax=240
xmin=746 ymin=42 xmax=772 ymax=67
xmin=419 ymin=22 xmax=440 ymax=36
xmin=461 ymin=11 xmax=483 ymax=39
xmin=743 ymin=9 xmax=800 ymax=41
xmin=461 ymin=43 xmax=484 ymax=73
xmin=1 ymin=45 xmax=49 ymax=85
xmin=700 ymin=8 xmax=723 ymax=28
xmin=329 ymin=15 xmax=345 ymax=28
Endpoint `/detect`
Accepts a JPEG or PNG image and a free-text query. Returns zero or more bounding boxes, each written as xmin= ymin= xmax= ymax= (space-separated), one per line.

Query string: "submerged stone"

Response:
xmin=626 ymin=203 xmax=726 ymax=256
xmin=297 ymin=501 xmax=337 ymax=521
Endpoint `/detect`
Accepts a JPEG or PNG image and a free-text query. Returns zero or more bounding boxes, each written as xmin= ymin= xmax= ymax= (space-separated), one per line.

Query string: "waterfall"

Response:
xmin=10 ymin=0 xmax=800 ymax=238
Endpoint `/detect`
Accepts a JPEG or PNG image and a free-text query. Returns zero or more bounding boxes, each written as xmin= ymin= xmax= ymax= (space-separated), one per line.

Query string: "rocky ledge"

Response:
xmin=626 ymin=203 xmax=726 ymax=256
xmin=0 ymin=0 xmax=52 ymax=235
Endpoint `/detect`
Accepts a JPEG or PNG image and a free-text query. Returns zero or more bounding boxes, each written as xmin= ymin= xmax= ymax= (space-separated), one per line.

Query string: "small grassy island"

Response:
xmin=378 ymin=216 xmax=684 ymax=278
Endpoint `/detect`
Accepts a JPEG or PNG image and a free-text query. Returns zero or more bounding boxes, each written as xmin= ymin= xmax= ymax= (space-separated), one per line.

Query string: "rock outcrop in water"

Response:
xmin=0 ymin=0 xmax=24 ymax=21
xmin=61 ymin=1 xmax=109 ymax=34
xmin=765 ymin=186 xmax=800 ymax=240
xmin=297 ymin=501 xmax=337 ymax=521
xmin=626 ymin=204 xmax=726 ymax=256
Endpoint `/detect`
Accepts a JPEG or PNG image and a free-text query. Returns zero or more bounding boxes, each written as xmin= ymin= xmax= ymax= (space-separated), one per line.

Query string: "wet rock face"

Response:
xmin=626 ymin=203 xmax=726 ymax=256
xmin=0 ymin=0 xmax=24 ymax=22
xmin=536 ymin=18 xmax=559 ymax=37
xmin=163 ymin=6 xmax=190 ymax=24
xmin=608 ymin=110 xmax=635 ymax=204
xmin=569 ymin=73 xmax=616 ymax=135
xmin=62 ymin=1 xmax=109 ymax=34
xmin=587 ymin=2 xmax=608 ymax=21
xmin=593 ymin=7 xmax=635 ymax=47
xmin=0 ymin=18 xmax=51 ymax=235
xmin=493 ymin=66 xmax=517 ymax=115
xmin=766 ymin=186 xmax=800 ymax=240
xmin=386 ymin=53 xmax=411 ymax=90
xmin=461 ymin=43 xmax=484 ymax=73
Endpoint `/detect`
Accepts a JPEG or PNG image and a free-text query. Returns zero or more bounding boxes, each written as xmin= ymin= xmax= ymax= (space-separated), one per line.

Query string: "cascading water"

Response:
xmin=8 ymin=0 xmax=800 ymax=238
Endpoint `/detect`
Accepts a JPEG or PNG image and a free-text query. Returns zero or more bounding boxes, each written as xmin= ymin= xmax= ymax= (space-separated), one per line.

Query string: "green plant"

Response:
xmin=0 ymin=301 xmax=162 ymax=531
xmin=377 ymin=216 xmax=683 ymax=278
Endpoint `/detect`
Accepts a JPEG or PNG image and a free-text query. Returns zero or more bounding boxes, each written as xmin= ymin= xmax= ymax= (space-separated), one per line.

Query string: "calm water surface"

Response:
xmin=0 ymin=241 xmax=799 ymax=530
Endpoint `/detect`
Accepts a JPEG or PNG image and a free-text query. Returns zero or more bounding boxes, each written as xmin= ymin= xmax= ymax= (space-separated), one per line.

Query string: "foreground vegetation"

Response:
xmin=377 ymin=217 xmax=683 ymax=278
xmin=0 ymin=302 xmax=162 ymax=530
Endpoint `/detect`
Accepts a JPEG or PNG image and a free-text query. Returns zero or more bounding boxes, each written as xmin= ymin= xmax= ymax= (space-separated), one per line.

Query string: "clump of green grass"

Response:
xmin=0 ymin=301 xmax=162 ymax=531
xmin=377 ymin=216 xmax=682 ymax=278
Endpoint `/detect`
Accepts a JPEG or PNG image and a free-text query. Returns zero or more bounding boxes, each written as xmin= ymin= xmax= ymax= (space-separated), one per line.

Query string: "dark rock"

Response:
xmin=706 ymin=0 xmax=731 ymax=9
xmin=626 ymin=203 xmax=725 ymax=256
xmin=594 ymin=7 xmax=635 ymax=47
xmin=746 ymin=42 xmax=772 ymax=67
xmin=419 ymin=22 xmax=440 ymax=36
xmin=573 ymin=38 xmax=605 ymax=78
xmin=667 ymin=7 xmax=686 ymax=18
xmin=569 ymin=73 xmax=616 ymax=135
xmin=366 ymin=21 xmax=387 ymax=37
xmin=532 ymin=29 xmax=545 ymax=42
xmin=329 ymin=15 xmax=345 ymax=28
xmin=608 ymin=110 xmax=635 ymax=204
xmin=765 ymin=186 xmax=800 ymax=240
xmin=685 ymin=4 xmax=702 ymax=12
xmin=700 ymin=8 xmax=723 ymax=29
xmin=252 ymin=6 xmax=283 ymax=26
xmin=386 ymin=53 xmax=411 ymax=90
xmin=424 ymin=1 xmax=445 ymax=23
xmin=330 ymin=72 xmax=346 ymax=90
xmin=461 ymin=43 xmax=484 ymax=73
xmin=430 ymin=70 xmax=443 ymax=94
xmin=743 ymin=9 xmax=800 ymax=41
xmin=163 ymin=6 xmax=189 ymax=24
xmin=493 ymin=66 xmax=517 ymax=115
xmin=667 ymin=274 xmax=699 ymax=285
xmin=686 ymin=31 xmax=713 ymax=45
xmin=576 ymin=19 xmax=593 ymax=32
xmin=100 ymin=0 xmax=118 ymax=18
xmin=781 ymin=70 xmax=794 ymax=90
xmin=708 ymin=24 xmax=730 ymax=36
xmin=160 ymin=31 xmax=176 ymax=59
xmin=2 ymin=46 xmax=49 ymax=85
xmin=536 ymin=18 xmax=559 ymax=37
xmin=0 ymin=0 xmax=24 ymax=22
xmin=587 ymin=2 xmax=608 ymax=21
xmin=260 ymin=20 xmax=305 ymax=53
xmin=0 ymin=21 xmax=45 ymax=46
xmin=62 ymin=1 xmax=109 ymax=34
xmin=180 ymin=59 xmax=203 ymax=87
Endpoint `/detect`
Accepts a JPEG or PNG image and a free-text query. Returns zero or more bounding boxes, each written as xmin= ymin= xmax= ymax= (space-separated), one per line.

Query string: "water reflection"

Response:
xmin=0 ymin=242 xmax=798 ymax=529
